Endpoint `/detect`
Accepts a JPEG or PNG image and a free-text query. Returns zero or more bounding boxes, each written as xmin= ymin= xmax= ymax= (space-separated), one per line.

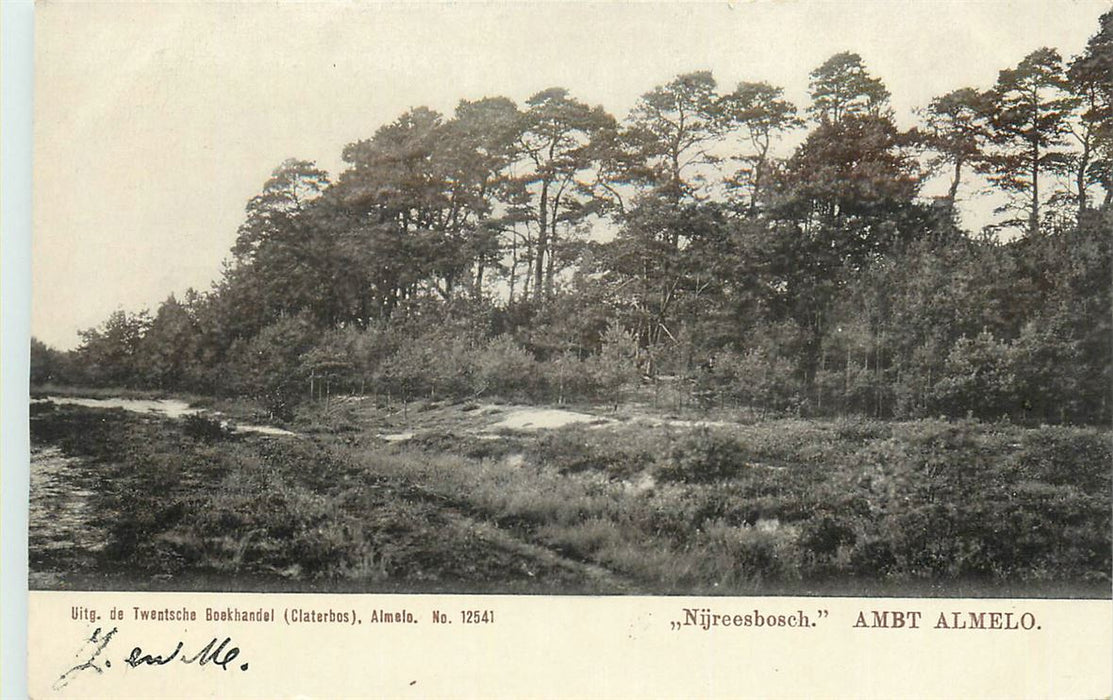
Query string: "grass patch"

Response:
xmin=28 ymin=400 xmax=1113 ymax=595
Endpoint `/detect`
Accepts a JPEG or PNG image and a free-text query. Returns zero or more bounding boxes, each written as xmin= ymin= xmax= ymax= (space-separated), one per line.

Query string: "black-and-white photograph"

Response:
xmin=29 ymin=1 xmax=1111 ymax=599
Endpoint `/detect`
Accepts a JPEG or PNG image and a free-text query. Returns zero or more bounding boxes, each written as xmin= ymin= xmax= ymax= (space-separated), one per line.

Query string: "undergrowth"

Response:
xmin=28 ymin=402 xmax=1113 ymax=595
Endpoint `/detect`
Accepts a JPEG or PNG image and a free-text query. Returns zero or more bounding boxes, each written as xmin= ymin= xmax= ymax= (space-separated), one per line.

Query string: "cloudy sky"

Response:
xmin=31 ymin=0 xmax=1108 ymax=350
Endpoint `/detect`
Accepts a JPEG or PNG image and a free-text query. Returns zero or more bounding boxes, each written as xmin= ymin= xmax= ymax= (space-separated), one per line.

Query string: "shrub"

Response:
xmin=536 ymin=351 xmax=597 ymax=405
xmin=656 ymin=428 xmax=749 ymax=483
xmin=224 ymin=312 xmax=321 ymax=419
xmin=929 ymin=331 xmax=1018 ymax=420
xmin=182 ymin=414 xmax=230 ymax=442
xmin=834 ymin=418 xmax=892 ymax=443
xmin=799 ymin=514 xmax=858 ymax=558
xmin=376 ymin=326 xmax=480 ymax=402
xmin=1012 ymin=428 xmax=1112 ymax=491
xmin=849 ymin=538 xmax=898 ymax=577
xmin=703 ymin=520 xmax=802 ymax=584
xmin=894 ymin=419 xmax=986 ymax=496
xmin=584 ymin=324 xmax=640 ymax=408
xmin=711 ymin=347 xmax=803 ymax=415
xmin=473 ymin=335 xmax=539 ymax=401
xmin=527 ymin=426 xmax=656 ymax=479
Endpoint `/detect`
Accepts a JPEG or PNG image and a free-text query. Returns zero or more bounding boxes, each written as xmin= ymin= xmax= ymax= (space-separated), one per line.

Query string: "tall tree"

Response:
xmin=793 ymin=53 xmax=913 ymax=248
xmin=1067 ymin=10 xmax=1113 ymax=213
xmin=771 ymin=56 xmax=918 ymax=401
xmin=514 ymin=88 xmax=614 ymax=305
xmin=779 ymin=114 xmax=922 ymax=252
xmin=442 ymin=97 xmax=523 ymax=297
xmin=136 ymin=294 xmax=197 ymax=390
xmin=720 ymin=81 xmax=802 ymax=215
xmin=232 ymin=158 xmax=330 ymax=263
xmin=981 ymin=48 xmax=1076 ymax=236
xmin=226 ymin=159 xmax=335 ymax=328
xmin=337 ymin=107 xmax=486 ymax=309
xmin=30 ymin=338 xmax=71 ymax=386
xmin=921 ymin=88 xmax=993 ymax=214
xmin=601 ymin=199 xmax=727 ymax=348
xmin=606 ymin=71 xmax=730 ymax=348
xmin=76 ymin=309 xmax=151 ymax=387
xmin=808 ymin=52 xmax=890 ymax=124
xmin=625 ymin=71 xmax=724 ymax=212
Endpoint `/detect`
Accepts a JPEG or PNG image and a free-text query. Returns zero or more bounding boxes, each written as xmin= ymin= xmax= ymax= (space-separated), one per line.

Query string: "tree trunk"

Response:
xmin=946 ymin=159 xmax=963 ymax=211
xmin=749 ymin=154 xmax=766 ymax=216
xmin=508 ymin=235 xmax=518 ymax=304
xmin=1030 ymin=140 xmax=1040 ymax=237
xmin=1077 ymin=135 xmax=1091 ymax=219
xmin=534 ymin=180 xmax=550 ymax=305
xmin=545 ymin=213 xmax=557 ymax=300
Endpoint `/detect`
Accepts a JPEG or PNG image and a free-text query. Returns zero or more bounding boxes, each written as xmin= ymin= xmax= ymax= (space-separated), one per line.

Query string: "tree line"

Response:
xmin=32 ymin=12 xmax=1112 ymax=424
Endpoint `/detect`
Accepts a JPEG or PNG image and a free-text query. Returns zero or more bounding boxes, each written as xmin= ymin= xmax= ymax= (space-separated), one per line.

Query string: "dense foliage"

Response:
xmin=29 ymin=402 xmax=1111 ymax=593
xmin=33 ymin=14 xmax=1113 ymax=425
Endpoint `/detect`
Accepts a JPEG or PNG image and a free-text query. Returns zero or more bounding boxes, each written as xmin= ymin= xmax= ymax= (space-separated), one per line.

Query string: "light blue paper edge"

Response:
xmin=2 ymin=1 xmax=34 ymax=698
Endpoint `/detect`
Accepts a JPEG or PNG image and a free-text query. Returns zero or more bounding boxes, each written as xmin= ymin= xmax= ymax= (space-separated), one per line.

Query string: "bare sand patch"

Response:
xmin=488 ymin=407 xmax=614 ymax=432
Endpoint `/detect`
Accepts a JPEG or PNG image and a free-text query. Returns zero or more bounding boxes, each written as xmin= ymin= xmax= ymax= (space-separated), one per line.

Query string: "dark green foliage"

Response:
xmin=72 ymin=309 xmax=150 ymax=387
xmin=472 ymin=335 xmax=541 ymax=401
xmin=226 ymin=312 xmax=321 ymax=419
xmin=29 ymin=401 xmax=1111 ymax=594
xmin=657 ymin=428 xmax=750 ymax=483
xmin=30 ymin=338 xmax=76 ymax=386
xmin=181 ymin=414 xmax=230 ymax=442
xmin=808 ymin=51 xmax=891 ymax=124
xmin=527 ymin=426 xmax=657 ymax=479
xmin=1011 ymin=428 xmax=1113 ymax=491
xmin=980 ymin=48 xmax=1076 ymax=236
xmin=799 ymin=514 xmax=858 ymax=558
xmin=40 ymin=13 xmax=1112 ymax=428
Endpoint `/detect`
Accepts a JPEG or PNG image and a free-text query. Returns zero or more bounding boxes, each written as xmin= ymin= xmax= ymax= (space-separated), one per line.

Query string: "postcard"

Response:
xmin=22 ymin=1 xmax=1113 ymax=697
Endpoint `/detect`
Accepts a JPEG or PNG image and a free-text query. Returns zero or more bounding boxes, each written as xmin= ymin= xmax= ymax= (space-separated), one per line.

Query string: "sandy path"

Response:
xmin=28 ymin=446 xmax=107 ymax=587
xmin=36 ymin=396 xmax=297 ymax=436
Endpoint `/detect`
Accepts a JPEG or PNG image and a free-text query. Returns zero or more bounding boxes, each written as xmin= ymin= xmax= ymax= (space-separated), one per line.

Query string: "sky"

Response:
xmin=31 ymin=0 xmax=1109 ymax=350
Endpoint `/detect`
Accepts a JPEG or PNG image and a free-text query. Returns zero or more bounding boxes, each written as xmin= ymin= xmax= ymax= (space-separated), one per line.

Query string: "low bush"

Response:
xmin=182 ymin=414 xmax=230 ymax=442
xmin=527 ymin=426 xmax=656 ymax=479
xmin=29 ymin=402 xmax=1113 ymax=595
xmin=1011 ymin=428 xmax=1113 ymax=491
xmin=656 ymin=428 xmax=750 ymax=483
xmin=799 ymin=514 xmax=858 ymax=558
xmin=702 ymin=520 xmax=801 ymax=585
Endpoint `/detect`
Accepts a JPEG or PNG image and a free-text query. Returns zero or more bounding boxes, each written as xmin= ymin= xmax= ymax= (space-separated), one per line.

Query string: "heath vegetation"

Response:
xmin=29 ymin=13 xmax=1113 ymax=595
